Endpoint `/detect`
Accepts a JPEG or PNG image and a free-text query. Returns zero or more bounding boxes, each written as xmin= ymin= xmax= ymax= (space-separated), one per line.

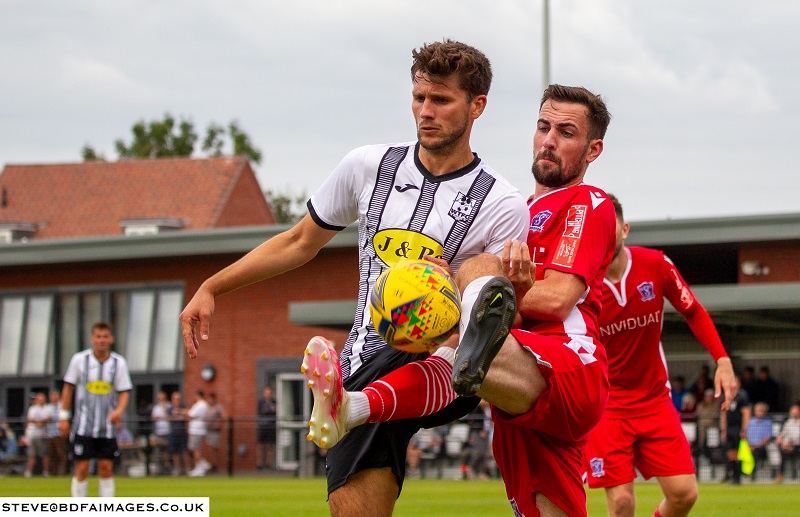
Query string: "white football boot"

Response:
xmin=301 ymin=336 xmax=349 ymax=448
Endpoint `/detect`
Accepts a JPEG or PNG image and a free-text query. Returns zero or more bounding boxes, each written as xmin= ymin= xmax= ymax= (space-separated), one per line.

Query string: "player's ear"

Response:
xmin=585 ymin=139 xmax=603 ymax=164
xmin=470 ymin=94 xmax=487 ymax=120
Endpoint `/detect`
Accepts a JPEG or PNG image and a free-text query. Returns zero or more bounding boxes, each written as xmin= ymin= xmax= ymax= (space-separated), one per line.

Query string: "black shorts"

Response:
xmin=325 ymin=346 xmax=479 ymax=497
xmin=257 ymin=427 xmax=276 ymax=444
xmin=71 ymin=435 xmax=119 ymax=461
xmin=169 ymin=432 xmax=188 ymax=454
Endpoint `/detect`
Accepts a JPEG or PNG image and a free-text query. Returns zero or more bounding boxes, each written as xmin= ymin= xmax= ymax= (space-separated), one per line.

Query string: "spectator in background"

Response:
xmin=753 ymin=366 xmax=780 ymax=412
xmin=746 ymin=402 xmax=774 ymax=477
xmin=721 ymin=375 xmax=751 ymax=485
xmin=775 ymin=403 xmax=800 ymax=483
xmin=187 ymin=390 xmax=211 ymax=477
xmin=150 ymin=391 xmax=172 ymax=446
xmin=205 ymin=392 xmax=226 ymax=472
xmin=695 ymin=388 xmax=722 ymax=457
xmin=690 ymin=364 xmax=713 ymax=398
xmin=0 ymin=421 xmax=18 ymax=460
xmin=150 ymin=391 xmax=173 ymax=474
xmin=406 ymin=427 xmax=444 ymax=479
xmin=46 ymin=389 xmax=68 ymax=476
xmin=135 ymin=398 xmax=153 ymax=439
xmin=461 ymin=399 xmax=491 ymax=480
xmin=671 ymin=376 xmax=690 ymax=414
xmin=690 ymin=375 xmax=712 ymax=409
xmin=740 ymin=366 xmax=756 ymax=400
xmin=257 ymin=385 xmax=277 ymax=470
xmin=25 ymin=391 xmax=50 ymax=478
xmin=168 ymin=391 xmax=189 ymax=476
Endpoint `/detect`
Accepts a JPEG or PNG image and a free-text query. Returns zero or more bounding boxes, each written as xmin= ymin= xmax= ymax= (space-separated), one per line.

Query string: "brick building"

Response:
xmin=2 ymin=157 xmax=799 ymax=472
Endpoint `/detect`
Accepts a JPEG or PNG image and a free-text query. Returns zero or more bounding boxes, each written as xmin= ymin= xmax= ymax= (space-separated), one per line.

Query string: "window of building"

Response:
xmin=0 ymin=284 xmax=184 ymax=377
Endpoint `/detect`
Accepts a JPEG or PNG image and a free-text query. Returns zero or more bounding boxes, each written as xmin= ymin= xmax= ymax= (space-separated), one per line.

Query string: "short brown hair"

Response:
xmin=411 ymin=39 xmax=492 ymax=98
xmin=607 ymin=193 xmax=624 ymax=221
xmin=91 ymin=321 xmax=113 ymax=333
xmin=540 ymin=84 xmax=611 ymax=141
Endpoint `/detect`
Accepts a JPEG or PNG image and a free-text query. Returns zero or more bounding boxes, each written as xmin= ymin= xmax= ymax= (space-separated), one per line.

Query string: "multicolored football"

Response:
xmin=369 ymin=260 xmax=461 ymax=353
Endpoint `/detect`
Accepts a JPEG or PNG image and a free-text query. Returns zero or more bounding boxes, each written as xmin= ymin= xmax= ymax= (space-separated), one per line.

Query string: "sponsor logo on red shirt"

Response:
xmin=552 ymin=204 xmax=586 ymax=268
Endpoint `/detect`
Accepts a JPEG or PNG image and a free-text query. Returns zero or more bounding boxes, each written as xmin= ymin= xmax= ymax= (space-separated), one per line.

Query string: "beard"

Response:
xmin=531 ymin=147 xmax=587 ymax=188
xmin=613 ymin=238 xmax=624 ymax=259
xmin=417 ymin=115 xmax=469 ymax=155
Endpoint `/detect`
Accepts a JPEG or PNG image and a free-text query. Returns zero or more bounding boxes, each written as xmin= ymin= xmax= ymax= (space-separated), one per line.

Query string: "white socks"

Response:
xmin=72 ymin=476 xmax=115 ymax=497
xmin=345 ymin=391 xmax=370 ymax=430
xmin=99 ymin=477 xmax=115 ymax=497
xmin=71 ymin=477 xmax=88 ymax=497
xmin=458 ymin=276 xmax=495 ymax=342
xmin=432 ymin=344 xmax=456 ymax=365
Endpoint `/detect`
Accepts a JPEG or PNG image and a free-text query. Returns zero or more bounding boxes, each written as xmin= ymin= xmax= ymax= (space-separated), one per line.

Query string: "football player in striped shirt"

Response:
xmin=180 ymin=40 xmax=529 ymax=517
xmin=60 ymin=322 xmax=133 ymax=497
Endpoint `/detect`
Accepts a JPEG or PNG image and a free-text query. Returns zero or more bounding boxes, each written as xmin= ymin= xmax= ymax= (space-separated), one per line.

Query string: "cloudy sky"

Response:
xmin=2 ymin=0 xmax=798 ymax=222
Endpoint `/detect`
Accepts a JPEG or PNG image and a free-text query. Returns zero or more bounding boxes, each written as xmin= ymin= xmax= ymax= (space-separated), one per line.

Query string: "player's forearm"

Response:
xmin=60 ymin=384 xmax=74 ymax=412
xmin=202 ymin=218 xmax=333 ymax=297
xmin=518 ymin=270 xmax=584 ymax=321
xmin=116 ymin=391 xmax=130 ymax=413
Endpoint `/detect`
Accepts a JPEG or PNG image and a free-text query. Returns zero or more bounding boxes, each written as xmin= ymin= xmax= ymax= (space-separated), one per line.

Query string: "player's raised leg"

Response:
xmin=302 ymin=336 xmax=351 ymax=448
xmin=451 ymin=252 xmax=517 ymax=397
xmin=301 ymin=336 xmax=460 ymax=449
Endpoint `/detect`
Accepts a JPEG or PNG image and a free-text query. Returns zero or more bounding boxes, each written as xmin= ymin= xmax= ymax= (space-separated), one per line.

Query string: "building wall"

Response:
xmin=739 ymin=242 xmax=800 ymax=283
xmin=214 ymin=164 xmax=276 ymax=226
xmin=0 ymin=247 xmax=358 ymax=422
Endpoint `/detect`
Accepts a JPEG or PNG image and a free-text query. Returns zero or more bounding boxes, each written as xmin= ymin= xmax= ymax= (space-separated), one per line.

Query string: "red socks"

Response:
xmin=363 ymin=355 xmax=456 ymax=422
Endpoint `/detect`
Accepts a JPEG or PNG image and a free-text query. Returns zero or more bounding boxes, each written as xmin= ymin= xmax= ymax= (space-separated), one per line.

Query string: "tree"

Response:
xmin=82 ymin=114 xmax=262 ymax=165
xmin=81 ymin=145 xmax=104 ymax=161
xmin=202 ymin=121 xmax=262 ymax=166
xmin=265 ymin=188 xmax=307 ymax=225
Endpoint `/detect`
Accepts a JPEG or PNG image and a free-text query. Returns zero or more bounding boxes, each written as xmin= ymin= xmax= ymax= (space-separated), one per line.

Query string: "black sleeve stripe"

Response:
xmin=307 ymin=199 xmax=347 ymax=231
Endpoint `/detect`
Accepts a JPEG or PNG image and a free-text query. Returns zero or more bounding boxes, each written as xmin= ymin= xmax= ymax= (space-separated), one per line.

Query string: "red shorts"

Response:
xmin=583 ymin=398 xmax=695 ymax=488
xmin=492 ymin=330 xmax=609 ymax=517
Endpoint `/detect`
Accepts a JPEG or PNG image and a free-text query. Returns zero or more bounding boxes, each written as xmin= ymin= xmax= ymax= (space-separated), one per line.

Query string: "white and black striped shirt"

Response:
xmin=63 ymin=349 xmax=133 ymax=439
xmin=309 ymin=142 xmax=529 ymax=379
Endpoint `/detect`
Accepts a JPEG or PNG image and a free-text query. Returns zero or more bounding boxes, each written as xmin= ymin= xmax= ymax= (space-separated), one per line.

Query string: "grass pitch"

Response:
xmin=1 ymin=476 xmax=798 ymax=516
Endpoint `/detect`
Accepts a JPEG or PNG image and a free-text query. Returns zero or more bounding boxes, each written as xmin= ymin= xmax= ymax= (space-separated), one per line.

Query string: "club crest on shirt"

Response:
xmin=448 ymin=192 xmax=475 ymax=222
xmin=590 ymin=457 xmax=605 ymax=478
xmin=637 ymin=281 xmax=656 ymax=302
xmin=530 ymin=210 xmax=552 ymax=232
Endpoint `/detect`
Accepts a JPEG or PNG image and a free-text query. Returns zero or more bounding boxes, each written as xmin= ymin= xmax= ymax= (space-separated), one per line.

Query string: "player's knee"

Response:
xmin=665 ymin=483 xmax=698 ymax=511
xmin=608 ymin=490 xmax=635 ymax=516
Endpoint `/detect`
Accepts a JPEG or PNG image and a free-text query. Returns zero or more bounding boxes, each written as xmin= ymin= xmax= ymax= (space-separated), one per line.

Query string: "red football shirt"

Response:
xmin=524 ymin=185 xmax=617 ymax=341
xmin=599 ymin=246 xmax=726 ymax=417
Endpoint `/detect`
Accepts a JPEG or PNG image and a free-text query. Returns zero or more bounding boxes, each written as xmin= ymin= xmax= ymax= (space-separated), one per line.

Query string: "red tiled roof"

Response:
xmin=0 ymin=156 xmax=275 ymax=240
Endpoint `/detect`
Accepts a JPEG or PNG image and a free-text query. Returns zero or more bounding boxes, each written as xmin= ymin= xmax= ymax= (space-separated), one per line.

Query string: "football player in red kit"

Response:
xmin=583 ymin=194 xmax=737 ymax=517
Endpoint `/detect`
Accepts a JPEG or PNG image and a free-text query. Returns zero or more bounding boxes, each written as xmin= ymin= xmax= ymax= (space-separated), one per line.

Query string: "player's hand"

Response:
xmin=109 ymin=408 xmax=123 ymax=426
xmin=180 ymin=286 xmax=216 ymax=359
xmin=422 ymin=255 xmax=454 ymax=277
xmin=715 ymin=356 xmax=737 ymax=411
xmin=501 ymin=240 xmax=534 ymax=297
xmin=58 ymin=419 xmax=70 ymax=438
